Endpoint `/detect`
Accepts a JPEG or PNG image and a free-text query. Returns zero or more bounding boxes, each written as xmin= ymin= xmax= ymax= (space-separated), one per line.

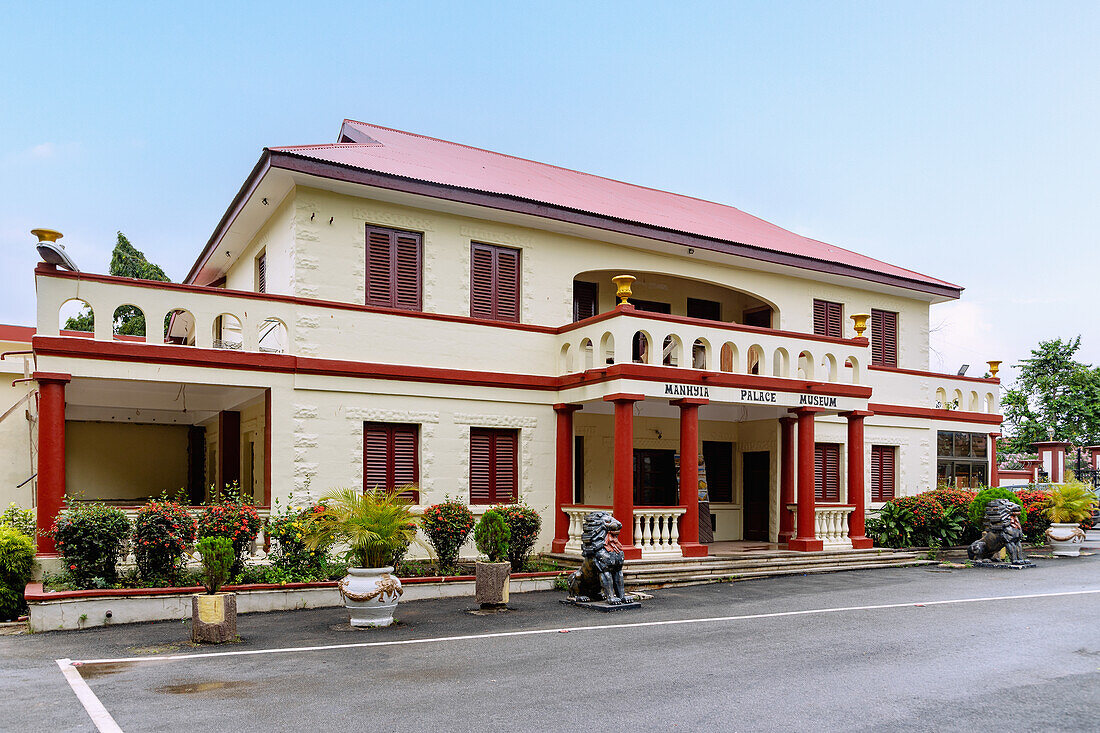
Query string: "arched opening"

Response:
xmin=112 ymin=304 xmax=147 ymax=338
xmin=797 ymin=350 xmax=814 ymax=380
xmin=772 ymin=348 xmax=790 ymax=378
xmin=968 ymin=391 xmax=980 ymax=412
xmin=822 ymin=353 xmax=838 ymax=382
xmin=747 ymin=345 xmax=764 ymax=375
xmin=599 ymin=332 xmax=616 ymax=365
xmin=985 ymin=393 xmax=995 ymax=413
xmin=559 ymin=343 xmax=573 ymax=374
xmin=213 ymin=314 xmax=243 ymax=350
xmin=662 ymin=334 xmax=683 ymax=367
xmin=258 ymin=318 xmax=288 ymax=353
xmin=692 ymin=338 xmax=709 ymax=370
xmin=720 ymin=342 xmax=738 ymax=372
xmin=951 ymin=389 xmax=964 ymax=410
xmin=164 ymin=309 xmax=196 ymax=345
xmin=633 ymin=331 xmax=652 ymax=364
xmin=935 ymin=387 xmax=948 ymax=408
xmin=59 ymin=298 xmax=93 ymax=334
xmin=580 ymin=338 xmax=594 ymax=370
xmin=845 ymin=356 xmax=861 ymax=384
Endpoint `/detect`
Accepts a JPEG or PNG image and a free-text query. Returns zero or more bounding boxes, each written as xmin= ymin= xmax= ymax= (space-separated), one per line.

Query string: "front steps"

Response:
xmin=547 ymin=548 xmax=935 ymax=589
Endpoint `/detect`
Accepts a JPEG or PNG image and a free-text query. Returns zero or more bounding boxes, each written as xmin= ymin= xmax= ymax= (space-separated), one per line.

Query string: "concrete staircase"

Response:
xmin=548 ymin=548 xmax=935 ymax=589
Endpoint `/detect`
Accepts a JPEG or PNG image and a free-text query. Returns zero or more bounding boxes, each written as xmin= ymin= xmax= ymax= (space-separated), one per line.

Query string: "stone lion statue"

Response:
xmin=967 ymin=499 xmax=1029 ymax=564
xmin=567 ymin=511 xmax=633 ymax=605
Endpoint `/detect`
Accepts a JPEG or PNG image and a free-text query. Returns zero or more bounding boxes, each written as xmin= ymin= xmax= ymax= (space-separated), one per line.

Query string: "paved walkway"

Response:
xmin=3 ymin=551 xmax=1099 ymax=732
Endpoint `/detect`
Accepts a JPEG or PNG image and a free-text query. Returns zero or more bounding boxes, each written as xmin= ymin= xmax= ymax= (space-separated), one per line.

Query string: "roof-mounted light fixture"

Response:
xmin=31 ymin=229 xmax=80 ymax=271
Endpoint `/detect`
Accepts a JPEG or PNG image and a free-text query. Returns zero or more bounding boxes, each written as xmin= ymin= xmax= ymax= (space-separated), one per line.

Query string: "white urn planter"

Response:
xmin=1046 ymin=523 xmax=1086 ymax=557
xmin=338 ymin=566 xmax=404 ymax=627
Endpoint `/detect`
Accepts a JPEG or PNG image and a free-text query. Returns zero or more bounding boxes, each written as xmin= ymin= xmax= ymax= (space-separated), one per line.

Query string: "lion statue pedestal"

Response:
xmin=967 ymin=499 xmax=1036 ymax=569
xmin=562 ymin=511 xmax=641 ymax=612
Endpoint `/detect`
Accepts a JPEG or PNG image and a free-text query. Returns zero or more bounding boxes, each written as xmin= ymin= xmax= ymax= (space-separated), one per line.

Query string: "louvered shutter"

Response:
xmin=364 ymin=424 xmax=391 ymax=491
xmin=815 ymin=443 xmax=840 ymax=501
xmin=471 ymin=242 xmax=521 ymax=322
xmin=815 ymin=445 xmax=826 ymax=501
xmin=470 ymin=428 xmax=518 ymax=504
xmin=391 ymin=425 xmax=419 ymax=502
xmin=257 ymin=253 xmax=267 ymax=293
xmin=813 ymin=300 xmax=842 ymax=338
xmin=495 ymin=246 xmax=520 ymax=323
xmin=871 ymin=446 xmax=895 ymax=502
xmin=364 ymin=423 xmax=419 ymax=502
xmin=470 ymin=429 xmax=494 ymax=504
xmin=470 ymin=244 xmax=495 ymax=320
xmin=494 ymin=431 xmax=518 ymax=502
xmin=366 ymin=226 xmax=422 ymax=310
xmin=871 ymin=309 xmax=898 ymax=367
xmin=366 ymin=228 xmax=394 ymax=307
xmin=573 ymin=281 xmax=598 ymax=322
xmin=394 ymin=232 xmax=421 ymax=310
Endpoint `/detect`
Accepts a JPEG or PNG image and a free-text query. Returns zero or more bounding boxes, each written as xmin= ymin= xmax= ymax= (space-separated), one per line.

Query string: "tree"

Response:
xmin=64 ymin=232 xmax=171 ymax=335
xmin=1000 ymin=337 xmax=1100 ymax=453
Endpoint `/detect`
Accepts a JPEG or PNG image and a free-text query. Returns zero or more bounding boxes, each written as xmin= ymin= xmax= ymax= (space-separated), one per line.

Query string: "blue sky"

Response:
xmin=2 ymin=1 xmax=1098 ymax=383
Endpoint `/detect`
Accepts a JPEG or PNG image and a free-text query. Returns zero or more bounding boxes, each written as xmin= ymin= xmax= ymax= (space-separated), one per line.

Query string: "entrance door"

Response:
xmin=634 ymin=449 xmax=677 ymax=506
xmin=742 ymin=451 xmax=770 ymax=541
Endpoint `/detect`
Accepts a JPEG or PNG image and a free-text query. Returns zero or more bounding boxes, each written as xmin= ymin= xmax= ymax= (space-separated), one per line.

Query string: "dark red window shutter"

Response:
xmin=813 ymin=300 xmax=842 ymax=338
xmin=470 ymin=428 xmax=519 ymax=504
xmin=470 ymin=242 xmax=521 ymax=323
xmin=256 ymin=252 xmax=267 ymax=294
xmin=815 ymin=443 xmax=840 ymax=502
xmin=871 ymin=446 xmax=896 ymax=502
xmin=366 ymin=226 xmax=422 ymax=310
xmin=573 ymin=281 xmax=598 ymax=322
xmin=871 ymin=309 xmax=898 ymax=367
xmin=364 ymin=423 xmax=419 ymax=502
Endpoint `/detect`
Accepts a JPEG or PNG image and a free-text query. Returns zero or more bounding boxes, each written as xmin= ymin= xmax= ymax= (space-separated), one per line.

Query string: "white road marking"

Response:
xmin=69 ymin=587 xmax=1100 ymax=667
xmin=56 ymin=658 xmax=125 ymax=733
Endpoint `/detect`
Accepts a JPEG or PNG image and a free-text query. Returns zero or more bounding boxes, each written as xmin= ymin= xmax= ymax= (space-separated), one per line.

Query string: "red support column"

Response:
xmin=788 ymin=407 xmax=824 ymax=552
xmin=672 ymin=397 xmax=708 ymax=558
xmin=551 ymin=403 xmax=582 ymax=553
xmin=842 ymin=410 xmax=874 ymax=549
xmin=778 ymin=416 xmax=797 ymax=544
xmin=604 ymin=393 xmax=643 ymax=560
xmin=34 ymin=372 xmax=70 ymax=555
xmin=988 ymin=432 xmax=1000 ymax=488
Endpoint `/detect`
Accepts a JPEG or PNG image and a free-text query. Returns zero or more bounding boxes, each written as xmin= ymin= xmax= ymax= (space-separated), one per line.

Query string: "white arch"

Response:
xmin=580 ymin=337 xmax=594 ymax=370
xmin=797 ymin=350 xmax=814 ymax=380
xmin=559 ymin=343 xmax=573 ymax=374
xmin=720 ymin=342 xmax=739 ymax=373
xmin=112 ymin=303 xmax=147 ymax=338
xmin=935 ymin=387 xmax=948 ymax=409
xmin=845 ymin=356 xmax=861 ymax=384
xmin=164 ymin=309 xmax=196 ymax=345
xmin=985 ymin=392 xmax=995 ymax=413
xmin=747 ymin=344 xmax=764 ymax=375
xmin=692 ymin=338 xmax=710 ymax=370
xmin=600 ymin=332 xmax=616 ymax=366
xmin=952 ymin=388 xmax=964 ymax=410
xmin=259 ymin=317 xmax=288 ymax=353
xmin=633 ymin=331 xmax=652 ymax=364
xmin=213 ymin=313 xmax=243 ymax=350
xmin=968 ymin=390 xmax=980 ymax=412
xmin=59 ymin=298 xmax=93 ymax=334
xmin=822 ymin=353 xmax=839 ymax=382
xmin=662 ymin=334 xmax=683 ymax=367
xmin=772 ymin=348 xmax=790 ymax=378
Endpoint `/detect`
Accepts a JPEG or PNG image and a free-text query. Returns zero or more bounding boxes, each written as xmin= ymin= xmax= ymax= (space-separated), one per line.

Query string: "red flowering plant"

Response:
xmin=1015 ymin=488 xmax=1053 ymax=543
xmin=420 ymin=498 xmax=475 ymax=573
xmin=491 ymin=501 xmax=542 ymax=571
xmin=266 ymin=498 xmax=331 ymax=572
xmin=132 ymin=496 xmax=196 ymax=583
xmin=50 ymin=502 xmax=131 ymax=588
xmin=924 ymin=487 xmax=979 ymax=542
xmin=196 ymin=483 xmax=262 ymax=576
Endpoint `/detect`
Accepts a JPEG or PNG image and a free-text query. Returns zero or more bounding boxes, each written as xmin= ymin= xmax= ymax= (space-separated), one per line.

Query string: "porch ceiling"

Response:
xmin=65 ymin=378 xmax=264 ymax=425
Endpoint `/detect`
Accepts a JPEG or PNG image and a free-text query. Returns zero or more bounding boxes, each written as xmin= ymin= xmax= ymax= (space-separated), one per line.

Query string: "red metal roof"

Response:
xmin=266 ymin=119 xmax=959 ymax=294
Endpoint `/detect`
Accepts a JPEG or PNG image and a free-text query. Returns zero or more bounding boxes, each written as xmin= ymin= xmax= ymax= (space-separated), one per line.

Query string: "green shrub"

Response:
xmin=304 ymin=489 xmax=420 ymax=569
xmin=1015 ymin=488 xmax=1053 ymax=543
xmin=0 ymin=526 xmax=36 ymax=621
xmin=50 ymin=503 xmax=131 ymax=587
xmin=1 ymin=503 xmax=36 ymax=539
xmin=1047 ymin=479 xmax=1098 ymax=524
xmin=492 ymin=502 xmax=542 ymax=571
xmin=968 ymin=487 xmax=1026 ymax=528
xmin=196 ymin=485 xmax=261 ymax=576
xmin=133 ymin=498 xmax=196 ymax=583
xmin=474 ymin=510 xmax=511 ymax=563
xmin=866 ymin=501 xmax=915 ymax=548
xmin=420 ymin=499 xmax=475 ymax=572
xmin=196 ymin=536 xmax=234 ymax=594
xmin=266 ymin=501 xmax=330 ymax=572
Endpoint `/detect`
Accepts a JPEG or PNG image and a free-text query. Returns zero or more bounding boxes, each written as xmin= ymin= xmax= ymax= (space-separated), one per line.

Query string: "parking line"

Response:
xmin=56 ymin=658 xmax=124 ymax=733
xmin=68 ymin=587 xmax=1100 ymax=667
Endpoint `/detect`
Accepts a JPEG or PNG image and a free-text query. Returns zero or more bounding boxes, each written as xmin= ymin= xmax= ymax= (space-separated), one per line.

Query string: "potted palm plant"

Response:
xmin=305 ymin=488 xmax=419 ymax=627
xmin=474 ymin=509 xmax=511 ymax=609
xmin=1045 ymin=481 xmax=1098 ymax=557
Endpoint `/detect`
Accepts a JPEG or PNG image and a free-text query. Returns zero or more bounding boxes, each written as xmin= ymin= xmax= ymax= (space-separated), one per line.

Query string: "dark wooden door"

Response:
xmin=742 ymin=451 xmax=770 ymax=541
xmin=634 ymin=449 xmax=677 ymax=506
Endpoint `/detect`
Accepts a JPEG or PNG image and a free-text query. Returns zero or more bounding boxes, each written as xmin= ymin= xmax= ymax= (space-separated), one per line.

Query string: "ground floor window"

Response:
xmin=871 ymin=445 xmax=896 ymax=502
xmin=633 ymin=448 xmax=677 ymax=506
xmin=702 ymin=441 xmax=733 ymax=503
xmin=573 ymin=435 xmax=585 ymax=504
xmin=470 ymin=428 xmax=519 ymax=504
xmin=936 ymin=431 xmax=988 ymax=489
xmin=815 ymin=443 xmax=841 ymax=501
xmin=364 ymin=422 xmax=419 ymax=502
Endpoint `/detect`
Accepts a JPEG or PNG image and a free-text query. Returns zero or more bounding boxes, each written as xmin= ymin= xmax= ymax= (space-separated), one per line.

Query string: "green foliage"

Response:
xmin=420 ymin=499 xmax=475 ymax=572
xmin=196 ymin=484 xmax=261 ymax=576
xmin=266 ymin=500 xmax=331 ymax=573
xmin=968 ymin=487 xmax=1026 ymax=528
xmin=64 ymin=232 xmax=171 ymax=334
xmin=474 ymin=510 xmax=511 ymax=563
xmin=1047 ymin=479 xmax=1098 ymax=524
xmin=1001 ymin=337 xmax=1100 ymax=452
xmin=866 ymin=501 xmax=914 ymax=548
xmin=233 ymin=556 xmax=348 ymax=585
xmin=492 ymin=501 xmax=542 ymax=571
xmin=0 ymin=503 xmax=35 ymax=538
xmin=0 ymin=526 xmax=36 ymax=620
xmin=304 ymin=488 xmax=420 ymax=569
xmin=133 ymin=497 xmax=196 ymax=582
xmin=50 ymin=503 xmax=131 ymax=586
xmin=196 ymin=536 xmax=234 ymax=594
xmin=1015 ymin=488 xmax=1053 ymax=542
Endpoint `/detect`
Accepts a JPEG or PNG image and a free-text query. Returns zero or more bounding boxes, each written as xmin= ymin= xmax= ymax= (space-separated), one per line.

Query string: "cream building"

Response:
xmin=19 ymin=119 xmax=1002 ymax=558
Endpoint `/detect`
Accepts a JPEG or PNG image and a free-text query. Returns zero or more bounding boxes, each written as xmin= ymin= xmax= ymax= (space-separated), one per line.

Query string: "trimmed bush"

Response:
xmin=492 ymin=502 xmax=542 ymax=571
xmin=133 ymin=498 xmax=196 ymax=582
xmin=474 ymin=510 xmax=511 ymax=563
xmin=50 ymin=503 xmax=131 ymax=587
xmin=421 ymin=500 xmax=475 ymax=572
xmin=1 ymin=503 xmax=36 ymax=539
xmin=968 ymin=487 xmax=1026 ymax=528
xmin=196 ymin=536 xmax=234 ymax=594
xmin=196 ymin=491 xmax=261 ymax=576
xmin=0 ymin=526 xmax=36 ymax=621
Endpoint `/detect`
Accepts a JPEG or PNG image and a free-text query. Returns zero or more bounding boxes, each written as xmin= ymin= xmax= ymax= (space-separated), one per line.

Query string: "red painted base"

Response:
xmin=788 ymin=537 xmax=824 ymax=552
xmin=551 ymin=539 xmax=568 ymax=553
xmin=849 ymin=536 xmax=874 ymax=549
xmin=777 ymin=531 xmax=794 ymax=544
xmin=623 ymin=546 xmax=643 ymax=561
xmin=679 ymin=542 xmax=709 ymax=558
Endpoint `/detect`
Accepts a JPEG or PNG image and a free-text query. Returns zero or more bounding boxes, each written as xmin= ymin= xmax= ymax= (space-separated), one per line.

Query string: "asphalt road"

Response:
xmin=4 ymin=554 xmax=1100 ymax=732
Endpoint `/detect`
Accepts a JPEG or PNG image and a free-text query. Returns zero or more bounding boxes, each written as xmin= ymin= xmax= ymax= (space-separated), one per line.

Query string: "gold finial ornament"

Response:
xmin=31 ymin=228 xmax=63 ymax=243
xmin=611 ymin=274 xmax=636 ymax=305
xmin=850 ymin=313 xmax=870 ymax=338
xmin=987 ymin=360 xmax=1001 ymax=378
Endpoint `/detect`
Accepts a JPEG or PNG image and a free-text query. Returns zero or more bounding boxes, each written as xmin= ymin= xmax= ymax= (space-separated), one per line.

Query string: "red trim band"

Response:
xmin=868 ymin=403 xmax=1003 ymax=425
xmin=868 ymin=364 xmax=999 ymax=385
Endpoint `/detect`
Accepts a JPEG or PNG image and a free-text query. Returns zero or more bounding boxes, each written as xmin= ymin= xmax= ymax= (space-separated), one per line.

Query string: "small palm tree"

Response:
xmin=1047 ymin=481 xmax=1098 ymax=524
xmin=305 ymin=488 xmax=420 ymax=568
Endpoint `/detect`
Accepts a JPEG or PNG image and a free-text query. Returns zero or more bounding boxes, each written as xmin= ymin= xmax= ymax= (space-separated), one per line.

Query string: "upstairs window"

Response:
xmin=256 ymin=251 xmax=267 ymax=293
xmin=364 ymin=422 xmax=419 ymax=502
xmin=573 ymin=280 xmax=599 ymax=322
xmin=871 ymin=309 xmax=898 ymax=367
xmin=470 ymin=428 xmax=518 ymax=504
xmin=686 ymin=298 xmax=722 ymax=321
xmin=814 ymin=443 xmax=841 ymax=502
xmin=471 ymin=242 xmax=520 ymax=322
xmin=813 ymin=299 xmax=842 ymax=338
xmin=366 ymin=226 xmax=422 ymax=310
xmin=871 ymin=445 xmax=896 ymax=502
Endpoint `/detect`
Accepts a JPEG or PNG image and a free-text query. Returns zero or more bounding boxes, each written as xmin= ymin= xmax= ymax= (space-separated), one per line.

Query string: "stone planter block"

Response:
xmin=475 ymin=561 xmax=511 ymax=608
xmin=191 ymin=593 xmax=237 ymax=643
